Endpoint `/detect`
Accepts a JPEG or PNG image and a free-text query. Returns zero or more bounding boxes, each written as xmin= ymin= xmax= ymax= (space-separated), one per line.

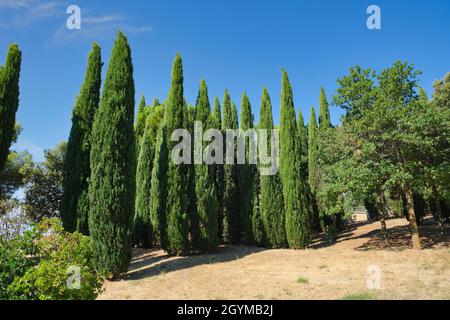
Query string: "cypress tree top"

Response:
xmin=195 ymin=80 xmax=211 ymax=123
xmin=231 ymin=102 xmax=239 ymax=129
xmin=240 ymin=92 xmax=254 ymax=130
xmin=222 ymin=90 xmax=232 ymax=130
xmin=319 ymin=87 xmax=331 ymax=129
xmin=165 ymin=53 xmax=184 ymax=135
xmin=213 ymin=97 xmax=222 ymax=128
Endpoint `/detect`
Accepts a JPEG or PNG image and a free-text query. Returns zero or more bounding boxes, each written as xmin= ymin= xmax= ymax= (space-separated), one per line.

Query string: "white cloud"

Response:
xmin=13 ymin=137 xmax=45 ymax=162
xmin=1 ymin=1 xmax=152 ymax=41
xmin=53 ymin=12 xmax=152 ymax=44
xmin=0 ymin=0 xmax=63 ymax=28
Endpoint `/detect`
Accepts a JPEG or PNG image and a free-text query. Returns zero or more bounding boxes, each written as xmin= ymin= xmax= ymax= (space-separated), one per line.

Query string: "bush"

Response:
xmin=2 ymin=218 xmax=103 ymax=300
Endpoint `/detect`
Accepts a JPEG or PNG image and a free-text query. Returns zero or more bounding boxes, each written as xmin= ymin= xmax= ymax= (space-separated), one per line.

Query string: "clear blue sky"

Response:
xmin=1 ymin=0 xmax=449 ymax=162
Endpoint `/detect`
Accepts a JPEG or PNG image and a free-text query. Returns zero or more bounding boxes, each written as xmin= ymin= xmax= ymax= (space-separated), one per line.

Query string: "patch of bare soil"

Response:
xmin=98 ymin=218 xmax=450 ymax=300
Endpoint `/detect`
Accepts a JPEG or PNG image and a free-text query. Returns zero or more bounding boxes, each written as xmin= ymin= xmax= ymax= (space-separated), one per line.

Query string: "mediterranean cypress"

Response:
xmin=297 ymin=108 xmax=308 ymax=178
xmin=259 ymin=88 xmax=286 ymax=248
xmin=279 ymin=70 xmax=310 ymax=249
xmin=238 ymin=92 xmax=255 ymax=244
xmin=0 ymin=44 xmax=21 ymax=173
xmin=318 ymin=87 xmax=331 ymax=129
xmin=164 ymin=54 xmax=190 ymax=255
xmin=308 ymin=107 xmax=318 ymax=192
xmin=133 ymin=116 xmax=156 ymax=247
xmin=222 ymin=90 xmax=239 ymax=243
xmin=62 ymin=43 xmax=102 ymax=234
xmin=212 ymin=97 xmax=224 ymax=240
xmin=193 ymin=80 xmax=219 ymax=252
xmin=88 ymin=32 xmax=136 ymax=277
xmin=135 ymin=94 xmax=148 ymax=158
xmin=149 ymin=126 xmax=168 ymax=248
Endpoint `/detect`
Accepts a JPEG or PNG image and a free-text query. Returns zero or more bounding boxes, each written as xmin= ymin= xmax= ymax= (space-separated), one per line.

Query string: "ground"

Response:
xmin=98 ymin=218 xmax=450 ymax=300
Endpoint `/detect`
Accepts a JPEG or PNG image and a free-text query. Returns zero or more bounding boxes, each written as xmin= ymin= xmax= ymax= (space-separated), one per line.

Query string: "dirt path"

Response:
xmin=99 ymin=219 xmax=450 ymax=300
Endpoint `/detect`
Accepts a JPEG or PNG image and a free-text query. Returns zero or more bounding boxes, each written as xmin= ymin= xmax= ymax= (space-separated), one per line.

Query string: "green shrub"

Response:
xmin=3 ymin=218 xmax=103 ymax=300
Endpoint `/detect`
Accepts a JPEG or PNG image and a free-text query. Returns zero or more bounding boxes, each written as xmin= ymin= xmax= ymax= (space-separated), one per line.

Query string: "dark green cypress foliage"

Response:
xmin=164 ymin=54 xmax=190 ymax=255
xmin=308 ymin=107 xmax=318 ymax=192
xmin=297 ymin=108 xmax=308 ymax=178
xmin=133 ymin=116 xmax=156 ymax=248
xmin=185 ymin=103 xmax=200 ymax=249
xmin=152 ymin=98 xmax=160 ymax=107
xmin=259 ymin=88 xmax=286 ymax=248
xmin=238 ymin=92 xmax=255 ymax=244
xmin=211 ymin=97 xmax=224 ymax=240
xmin=0 ymin=44 xmax=21 ymax=173
xmin=222 ymin=90 xmax=239 ymax=244
xmin=62 ymin=44 xmax=102 ymax=234
xmin=213 ymin=97 xmax=222 ymax=127
xmin=149 ymin=126 xmax=169 ymax=248
xmin=88 ymin=32 xmax=136 ymax=277
xmin=307 ymin=106 xmax=322 ymax=231
xmin=193 ymin=80 xmax=219 ymax=252
xmin=279 ymin=70 xmax=311 ymax=249
xmin=231 ymin=102 xmax=239 ymax=129
xmin=318 ymin=87 xmax=331 ymax=129
xmin=135 ymin=94 xmax=148 ymax=158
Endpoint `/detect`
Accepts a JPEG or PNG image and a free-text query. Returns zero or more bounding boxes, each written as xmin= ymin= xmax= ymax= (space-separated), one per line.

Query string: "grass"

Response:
xmin=341 ymin=292 xmax=376 ymax=300
xmin=255 ymin=293 xmax=264 ymax=299
xmin=296 ymin=277 xmax=309 ymax=284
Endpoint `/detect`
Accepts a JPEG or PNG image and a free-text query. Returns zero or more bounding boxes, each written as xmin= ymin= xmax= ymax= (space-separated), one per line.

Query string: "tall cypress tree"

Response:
xmin=133 ymin=116 xmax=156 ymax=247
xmin=164 ymin=54 xmax=190 ymax=255
xmin=238 ymin=92 xmax=255 ymax=244
xmin=297 ymin=108 xmax=308 ymax=178
xmin=259 ymin=88 xmax=286 ymax=247
xmin=193 ymin=80 xmax=219 ymax=252
xmin=318 ymin=87 xmax=331 ymax=129
xmin=62 ymin=43 xmax=102 ymax=234
xmin=149 ymin=126 xmax=168 ymax=248
xmin=0 ymin=44 xmax=21 ymax=173
xmin=88 ymin=32 xmax=135 ymax=277
xmin=212 ymin=97 xmax=224 ymax=240
xmin=308 ymin=107 xmax=318 ymax=192
xmin=135 ymin=94 xmax=148 ymax=158
xmin=222 ymin=90 xmax=239 ymax=243
xmin=280 ymin=70 xmax=310 ymax=249
xmin=185 ymin=102 xmax=201 ymax=249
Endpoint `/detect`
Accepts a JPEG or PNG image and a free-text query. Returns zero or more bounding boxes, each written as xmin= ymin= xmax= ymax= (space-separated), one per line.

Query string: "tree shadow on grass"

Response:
xmin=308 ymin=222 xmax=366 ymax=250
xmin=355 ymin=224 xmax=450 ymax=251
xmin=125 ymin=245 xmax=266 ymax=280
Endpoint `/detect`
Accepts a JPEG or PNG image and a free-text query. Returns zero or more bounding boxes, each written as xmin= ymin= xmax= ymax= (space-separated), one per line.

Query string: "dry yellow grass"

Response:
xmin=99 ymin=218 xmax=450 ymax=300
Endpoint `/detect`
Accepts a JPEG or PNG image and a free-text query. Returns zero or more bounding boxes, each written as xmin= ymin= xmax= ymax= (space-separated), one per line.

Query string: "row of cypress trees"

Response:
xmin=61 ymin=31 xmax=332 ymax=276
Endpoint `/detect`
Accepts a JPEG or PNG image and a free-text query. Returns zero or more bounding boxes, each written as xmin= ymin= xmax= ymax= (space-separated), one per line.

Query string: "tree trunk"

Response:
xmin=375 ymin=192 xmax=389 ymax=240
xmin=431 ymin=184 xmax=444 ymax=234
xmin=382 ymin=193 xmax=394 ymax=218
xmin=405 ymin=188 xmax=422 ymax=250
